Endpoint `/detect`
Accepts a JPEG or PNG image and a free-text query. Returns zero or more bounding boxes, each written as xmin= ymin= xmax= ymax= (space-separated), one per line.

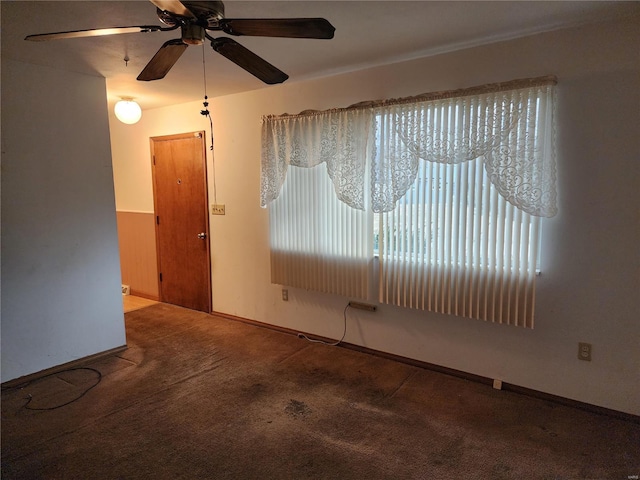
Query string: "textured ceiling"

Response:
xmin=3 ymin=1 xmax=639 ymax=111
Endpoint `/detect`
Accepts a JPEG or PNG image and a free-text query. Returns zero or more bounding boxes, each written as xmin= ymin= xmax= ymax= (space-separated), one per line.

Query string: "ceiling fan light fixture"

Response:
xmin=114 ymin=98 xmax=142 ymax=124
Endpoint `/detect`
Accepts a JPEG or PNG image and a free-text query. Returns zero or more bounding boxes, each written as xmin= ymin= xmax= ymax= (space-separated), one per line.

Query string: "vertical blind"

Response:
xmin=374 ymin=84 xmax=555 ymax=327
xmin=262 ymin=77 xmax=557 ymax=328
xmin=269 ymin=163 xmax=372 ymax=299
xmin=264 ymin=108 xmax=373 ymax=299
xmin=378 ymin=158 xmax=541 ymax=327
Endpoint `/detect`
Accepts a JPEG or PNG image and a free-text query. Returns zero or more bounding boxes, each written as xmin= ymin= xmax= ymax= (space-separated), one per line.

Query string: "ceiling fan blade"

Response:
xmin=25 ymin=25 xmax=166 ymax=42
xmin=137 ymin=39 xmax=188 ymax=81
xmin=210 ymin=37 xmax=288 ymax=85
xmin=148 ymin=0 xmax=196 ymax=19
xmin=220 ymin=18 xmax=335 ymax=39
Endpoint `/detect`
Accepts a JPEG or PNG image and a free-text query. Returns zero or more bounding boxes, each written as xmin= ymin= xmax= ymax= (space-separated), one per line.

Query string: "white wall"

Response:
xmin=110 ymin=17 xmax=640 ymax=415
xmin=1 ymin=60 xmax=127 ymax=381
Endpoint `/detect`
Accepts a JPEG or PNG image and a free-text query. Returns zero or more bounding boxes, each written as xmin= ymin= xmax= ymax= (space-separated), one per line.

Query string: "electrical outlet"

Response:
xmin=121 ymin=284 xmax=130 ymax=295
xmin=211 ymin=204 xmax=226 ymax=215
xmin=282 ymin=289 xmax=288 ymax=301
xmin=493 ymin=379 xmax=503 ymax=390
xmin=578 ymin=342 xmax=592 ymax=361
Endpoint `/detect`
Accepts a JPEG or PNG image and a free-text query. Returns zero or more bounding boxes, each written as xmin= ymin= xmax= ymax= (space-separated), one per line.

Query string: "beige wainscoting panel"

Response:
xmin=116 ymin=211 xmax=159 ymax=300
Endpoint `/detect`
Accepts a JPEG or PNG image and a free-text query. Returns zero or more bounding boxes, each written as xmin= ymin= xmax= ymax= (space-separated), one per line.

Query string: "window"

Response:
xmin=262 ymin=77 xmax=557 ymax=328
xmin=269 ymin=162 xmax=373 ymax=299
xmin=377 ymin=157 xmax=541 ymax=327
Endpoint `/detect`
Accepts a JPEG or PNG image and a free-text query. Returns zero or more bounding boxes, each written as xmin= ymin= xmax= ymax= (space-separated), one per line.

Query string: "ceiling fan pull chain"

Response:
xmin=201 ymin=43 xmax=208 ymax=99
xmin=200 ymin=43 xmax=211 ymax=122
xmin=199 ymin=43 xmax=216 ymax=204
xmin=200 ymin=44 xmax=213 ymax=120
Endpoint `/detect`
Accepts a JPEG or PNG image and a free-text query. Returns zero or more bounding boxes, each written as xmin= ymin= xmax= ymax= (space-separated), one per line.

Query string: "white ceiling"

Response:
xmin=3 ymin=1 xmax=639 ymax=111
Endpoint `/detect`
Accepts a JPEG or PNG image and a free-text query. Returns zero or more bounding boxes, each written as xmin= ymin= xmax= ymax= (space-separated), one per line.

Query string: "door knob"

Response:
xmin=197 ymin=232 xmax=207 ymax=239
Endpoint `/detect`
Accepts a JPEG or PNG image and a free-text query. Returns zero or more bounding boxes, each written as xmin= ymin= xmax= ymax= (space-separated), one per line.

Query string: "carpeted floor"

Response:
xmin=2 ymin=303 xmax=639 ymax=479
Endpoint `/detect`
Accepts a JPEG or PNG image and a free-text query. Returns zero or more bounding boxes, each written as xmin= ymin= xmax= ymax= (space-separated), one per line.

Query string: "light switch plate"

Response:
xmin=211 ymin=204 xmax=225 ymax=215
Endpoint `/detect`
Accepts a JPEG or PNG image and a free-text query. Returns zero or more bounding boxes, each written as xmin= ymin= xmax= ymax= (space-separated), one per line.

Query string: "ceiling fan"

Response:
xmin=25 ymin=0 xmax=335 ymax=85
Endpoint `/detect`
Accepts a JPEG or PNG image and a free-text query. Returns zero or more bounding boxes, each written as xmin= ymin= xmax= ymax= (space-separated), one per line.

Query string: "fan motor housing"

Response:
xmin=181 ymin=24 xmax=205 ymax=45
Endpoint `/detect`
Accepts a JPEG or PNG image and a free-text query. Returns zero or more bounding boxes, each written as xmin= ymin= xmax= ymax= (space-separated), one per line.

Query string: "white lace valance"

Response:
xmin=261 ymin=108 xmax=372 ymax=210
xmin=261 ymin=76 xmax=558 ymax=217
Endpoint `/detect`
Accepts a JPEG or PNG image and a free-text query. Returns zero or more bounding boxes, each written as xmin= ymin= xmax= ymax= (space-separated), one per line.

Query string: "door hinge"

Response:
xmin=156 ymin=216 xmax=160 ymax=225
xmin=159 ymin=273 xmax=163 ymax=282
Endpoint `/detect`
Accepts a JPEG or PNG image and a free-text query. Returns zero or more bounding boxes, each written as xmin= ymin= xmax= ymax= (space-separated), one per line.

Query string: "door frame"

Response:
xmin=149 ymin=130 xmax=212 ymax=312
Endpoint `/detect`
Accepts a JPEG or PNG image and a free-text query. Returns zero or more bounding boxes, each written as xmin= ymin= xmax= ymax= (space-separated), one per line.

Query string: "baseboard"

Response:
xmin=211 ymin=310 xmax=640 ymax=424
xmin=130 ymin=290 xmax=160 ymax=301
xmin=1 ymin=345 xmax=128 ymax=389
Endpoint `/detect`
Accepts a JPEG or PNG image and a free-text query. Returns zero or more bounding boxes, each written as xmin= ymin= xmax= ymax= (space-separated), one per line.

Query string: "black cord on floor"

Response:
xmin=21 ymin=367 xmax=102 ymax=411
xmin=297 ymin=304 xmax=350 ymax=346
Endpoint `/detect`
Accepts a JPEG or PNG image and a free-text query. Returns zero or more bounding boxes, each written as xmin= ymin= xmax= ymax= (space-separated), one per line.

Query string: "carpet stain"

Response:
xmin=285 ymin=399 xmax=311 ymax=419
xmin=244 ymin=382 xmax=267 ymax=399
xmin=430 ymin=436 xmax=465 ymax=467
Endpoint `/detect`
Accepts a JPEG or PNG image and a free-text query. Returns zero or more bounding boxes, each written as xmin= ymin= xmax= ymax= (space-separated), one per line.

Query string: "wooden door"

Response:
xmin=150 ymin=131 xmax=211 ymax=313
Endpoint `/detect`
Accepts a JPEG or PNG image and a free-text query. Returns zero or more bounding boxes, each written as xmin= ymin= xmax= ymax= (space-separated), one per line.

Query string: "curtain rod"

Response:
xmin=263 ymin=75 xmax=557 ymax=121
